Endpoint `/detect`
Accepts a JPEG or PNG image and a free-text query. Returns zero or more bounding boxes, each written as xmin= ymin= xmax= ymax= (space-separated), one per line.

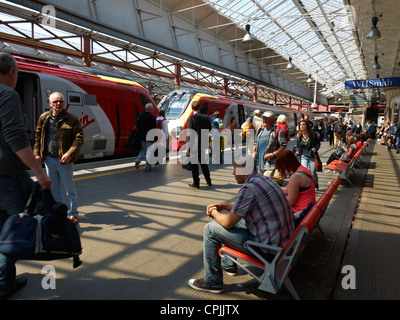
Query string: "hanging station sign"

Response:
xmin=349 ymin=94 xmax=370 ymax=107
xmin=345 ymin=77 xmax=400 ymax=89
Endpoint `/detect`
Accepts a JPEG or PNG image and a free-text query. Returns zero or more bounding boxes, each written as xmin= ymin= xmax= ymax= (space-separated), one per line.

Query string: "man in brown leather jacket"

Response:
xmin=34 ymin=92 xmax=84 ymax=224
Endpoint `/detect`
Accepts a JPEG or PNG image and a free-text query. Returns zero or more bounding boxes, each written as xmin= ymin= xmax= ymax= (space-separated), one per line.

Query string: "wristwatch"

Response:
xmin=210 ymin=207 xmax=217 ymax=217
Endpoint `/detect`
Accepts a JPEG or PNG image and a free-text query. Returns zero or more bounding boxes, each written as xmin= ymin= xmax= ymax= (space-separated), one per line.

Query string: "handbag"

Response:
xmin=314 ymin=152 xmax=322 ymax=172
xmin=123 ymin=129 xmax=140 ymax=150
xmin=181 ymin=151 xmax=192 ymax=171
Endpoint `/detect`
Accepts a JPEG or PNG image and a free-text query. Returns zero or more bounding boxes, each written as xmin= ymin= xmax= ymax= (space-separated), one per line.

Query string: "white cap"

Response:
xmin=262 ymin=111 xmax=274 ymax=118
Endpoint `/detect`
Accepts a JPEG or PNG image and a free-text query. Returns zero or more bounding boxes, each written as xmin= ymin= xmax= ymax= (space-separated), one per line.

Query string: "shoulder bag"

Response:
xmin=314 ymin=152 xmax=322 ymax=172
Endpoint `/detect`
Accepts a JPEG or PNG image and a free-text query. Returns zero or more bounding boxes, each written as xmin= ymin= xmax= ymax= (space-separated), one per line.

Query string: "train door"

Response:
xmin=237 ymin=104 xmax=246 ymax=126
xmin=15 ymin=72 xmax=41 ymax=146
xmin=222 ymin=103 xmax=246 ymax=128
xmin=119 ymin=88 xmax=137 ymax=148
xmin=200 ymin=102 xmax=209 ymax=115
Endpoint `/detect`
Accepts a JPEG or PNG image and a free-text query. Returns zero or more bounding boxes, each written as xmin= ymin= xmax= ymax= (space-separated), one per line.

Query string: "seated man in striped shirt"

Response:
xmin=188 ymin=156 xmax=295 ymax=293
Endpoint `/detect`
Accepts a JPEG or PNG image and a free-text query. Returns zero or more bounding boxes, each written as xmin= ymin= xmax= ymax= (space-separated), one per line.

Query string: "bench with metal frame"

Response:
xmin=218 ymin=178 xmax=341 ymax=300
xmin=325 ymin=141 xmax=370 ymax=186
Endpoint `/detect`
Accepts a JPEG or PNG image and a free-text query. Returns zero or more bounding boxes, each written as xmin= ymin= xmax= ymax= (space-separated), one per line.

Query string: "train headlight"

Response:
xmin=171 ymin=126 xmax=183 ymax=139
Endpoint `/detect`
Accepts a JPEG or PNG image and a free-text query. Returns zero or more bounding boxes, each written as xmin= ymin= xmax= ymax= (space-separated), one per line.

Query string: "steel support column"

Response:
xmin=82 ymin=34 xmax=92 ymax=67
xmin=174 ymin=63 xmax=181 ymax=89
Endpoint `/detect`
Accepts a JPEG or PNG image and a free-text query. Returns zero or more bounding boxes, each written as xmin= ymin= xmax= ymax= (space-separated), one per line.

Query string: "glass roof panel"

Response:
xmin=205 ymin=0 xmax=367 ymax=96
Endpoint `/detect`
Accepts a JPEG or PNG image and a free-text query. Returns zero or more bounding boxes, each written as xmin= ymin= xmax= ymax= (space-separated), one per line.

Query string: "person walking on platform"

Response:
xmin=134 ymin=103 xmax=156 ymax=172
xmin=387 ymin=122 xmax=398 ymax=151
xmin=34 ymin=91 xmax=83 ymax=225
xmin=333 ymin=120 xmax=342 ymax=148
xmin=156 ymin=109 xmax=169 ymax=161
xmin=327 ymin=120 xmax=334 ymax=146
xmin=253 ymin=111 xmax=287 ymax=185
xmin=187 ymin=100 xmax=212 ymax=188
xmin=0 ymin=52 xmax=51 ymax=299
xmin=188 ymin=156 xmax=294 ymax=293
xmin=368 ymin=121 xmax=377 ymax=140
xmin=295 ymin=119 xmax=320 ymax=189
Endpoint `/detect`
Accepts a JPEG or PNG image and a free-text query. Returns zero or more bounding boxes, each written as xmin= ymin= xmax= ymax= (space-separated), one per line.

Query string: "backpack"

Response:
xmin=156 ymin=117 xmax=166 ymax=129
xmin=334 ymin=122 xmax=342 ymax=133
xmin=276 ymin=124 xmax=290 ymax=142
xmin=212 ymin=118 xmax=223 ymax=130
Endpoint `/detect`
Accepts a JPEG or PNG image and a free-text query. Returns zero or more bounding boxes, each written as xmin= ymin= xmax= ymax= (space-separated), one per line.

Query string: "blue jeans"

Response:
xmin=44 ymin=157 xmax=78 ymax=218
xmin=300 ymin=154 xmax=318 ymax=186
xmin=136 ymin=140 xmax=152 ymax=169
xmin=0 ymin=171 xmax=33 ymax=295
xmin=203 ymin=219 xmax=254 ymax=286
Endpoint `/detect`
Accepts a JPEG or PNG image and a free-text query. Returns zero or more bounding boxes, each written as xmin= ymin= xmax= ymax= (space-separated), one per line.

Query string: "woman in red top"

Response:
xmin=276 ymin=149 xmax=316 ymax=226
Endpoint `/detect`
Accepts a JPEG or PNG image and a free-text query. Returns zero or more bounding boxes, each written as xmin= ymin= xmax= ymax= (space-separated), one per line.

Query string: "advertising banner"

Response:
xmin=345 ymin=77 xmax=400 ymax=89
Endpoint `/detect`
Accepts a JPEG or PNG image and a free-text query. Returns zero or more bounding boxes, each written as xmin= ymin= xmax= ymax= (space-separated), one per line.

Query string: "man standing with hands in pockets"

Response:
xmin=34 ymin=91 xmax=84 ymax=225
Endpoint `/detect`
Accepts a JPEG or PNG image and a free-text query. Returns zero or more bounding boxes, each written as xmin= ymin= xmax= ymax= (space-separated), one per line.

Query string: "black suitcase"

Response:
xmin=0 ymin=183 xmax=82 ymax=268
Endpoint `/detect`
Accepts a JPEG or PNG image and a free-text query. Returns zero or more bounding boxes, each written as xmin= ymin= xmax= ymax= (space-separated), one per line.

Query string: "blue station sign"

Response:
xmin=345 ymin=77 xmax=400 ymax=89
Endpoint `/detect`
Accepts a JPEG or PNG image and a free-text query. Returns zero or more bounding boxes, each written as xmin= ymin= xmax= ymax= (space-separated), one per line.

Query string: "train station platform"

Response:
xmin=10 ymin=139 xmax=400 ymax=302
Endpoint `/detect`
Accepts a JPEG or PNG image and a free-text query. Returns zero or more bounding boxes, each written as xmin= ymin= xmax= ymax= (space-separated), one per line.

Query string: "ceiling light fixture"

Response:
xmin=307 ymin=74 xmax=313 ymax=83
xmin=286 ymin=56 xmax=294 ymax=69
xmin=242 ymin=24 xmax=254 ymax=44
xmin=366 ymin=16 xmax=381 ymax=40
xmin=372 ymin=56 xmax=381 ymax=70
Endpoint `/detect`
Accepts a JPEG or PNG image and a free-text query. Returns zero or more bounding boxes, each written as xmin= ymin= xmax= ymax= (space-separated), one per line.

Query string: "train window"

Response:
xmin=158 ymin=91 xmax=191 ymax=120
xmin=83 ymin=94 xmax=97 ymax=106
xmin=140 ymin=94 xmax=151 ymax=109
xmin=93 ymin=139 xmax=107 ymax=150
xmin=200 ymin=103 xmax=208 ymax=115
xmin=67 ymin=92 xmax=82 ymax=106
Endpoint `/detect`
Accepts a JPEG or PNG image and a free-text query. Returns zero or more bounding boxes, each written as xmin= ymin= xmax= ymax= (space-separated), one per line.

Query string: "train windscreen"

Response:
xmin=158 ymin=91 xmax=191 ymax=120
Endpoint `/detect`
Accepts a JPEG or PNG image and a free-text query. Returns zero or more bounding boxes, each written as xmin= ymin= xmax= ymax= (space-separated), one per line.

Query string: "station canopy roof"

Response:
xmin=204 ymin=0 xmax=367 ymax=98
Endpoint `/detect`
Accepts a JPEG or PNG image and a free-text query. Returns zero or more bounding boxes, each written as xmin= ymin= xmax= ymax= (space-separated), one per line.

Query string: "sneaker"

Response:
xmin=188 ymin=278 xmax=223 ymax=293
xmin=0 ymin=277 xmax=27 ymax=300
xmin=222 ymin=265 xmax=237 ymax=276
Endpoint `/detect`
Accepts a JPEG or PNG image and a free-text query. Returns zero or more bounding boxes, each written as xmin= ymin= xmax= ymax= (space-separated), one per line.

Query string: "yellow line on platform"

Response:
xmin=73 ymin=167 xmax=137 ymax=181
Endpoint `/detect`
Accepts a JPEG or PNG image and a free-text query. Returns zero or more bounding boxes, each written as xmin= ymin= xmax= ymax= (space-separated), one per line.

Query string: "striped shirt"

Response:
xmin=232 ymin=171 xmax=295 ymax=248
